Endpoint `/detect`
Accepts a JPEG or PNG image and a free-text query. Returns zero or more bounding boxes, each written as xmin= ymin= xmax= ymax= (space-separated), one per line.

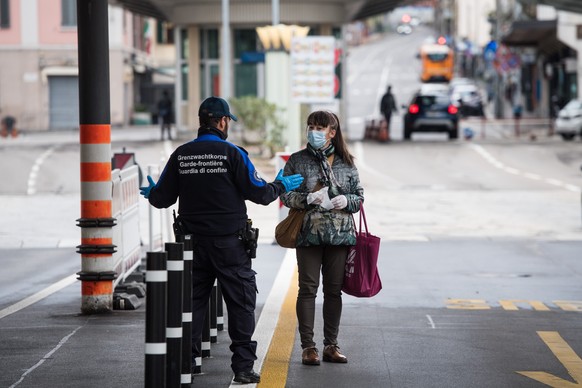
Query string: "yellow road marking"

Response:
xmin=517 ymin=331 xmax=582 ymax=387
xmin=258 ymin=267 xmax=299 ymax=387
xmin=500 ymin=300 xmax=550 ymax=311
xmin=445 ymin=299 xmax=490 ymax=310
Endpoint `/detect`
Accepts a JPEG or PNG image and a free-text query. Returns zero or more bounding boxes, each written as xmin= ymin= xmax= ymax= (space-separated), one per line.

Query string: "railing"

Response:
xmin=111 ymin=164 xmax=142 ymax=287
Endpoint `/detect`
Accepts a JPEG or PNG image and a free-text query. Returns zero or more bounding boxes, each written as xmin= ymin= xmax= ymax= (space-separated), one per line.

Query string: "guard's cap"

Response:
xmin=199 ymin=97 xmax=238 ymax=121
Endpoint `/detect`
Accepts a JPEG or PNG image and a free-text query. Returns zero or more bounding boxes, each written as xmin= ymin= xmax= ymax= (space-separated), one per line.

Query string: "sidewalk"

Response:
xmin=0 ymin=124 xmax=286 ymax=387
xmin=0 ymin=243 xmax=287 ymax=388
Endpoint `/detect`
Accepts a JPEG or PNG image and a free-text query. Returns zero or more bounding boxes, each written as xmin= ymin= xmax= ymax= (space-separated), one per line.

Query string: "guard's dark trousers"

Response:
xmin=191 ymin=234 xmax=258 ymax=373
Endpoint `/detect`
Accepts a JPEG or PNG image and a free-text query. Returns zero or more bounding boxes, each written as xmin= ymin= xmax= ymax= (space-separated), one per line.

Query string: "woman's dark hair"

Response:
xmin=307 ymin=111 xmax=355 ymax=166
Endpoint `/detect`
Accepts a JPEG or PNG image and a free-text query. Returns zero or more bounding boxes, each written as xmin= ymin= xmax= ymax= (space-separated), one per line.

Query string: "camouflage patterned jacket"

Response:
xmin=280 ymin=148 xmax=364 ymax=247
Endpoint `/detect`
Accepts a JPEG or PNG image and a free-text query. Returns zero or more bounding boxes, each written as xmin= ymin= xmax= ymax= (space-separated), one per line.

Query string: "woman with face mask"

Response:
xmin=280 ymin=111 xmax=364 ymax=366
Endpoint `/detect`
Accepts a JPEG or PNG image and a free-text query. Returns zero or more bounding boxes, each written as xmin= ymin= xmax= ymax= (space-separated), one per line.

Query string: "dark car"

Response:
xmin=403 ymin=92 xmax=459 ymax=140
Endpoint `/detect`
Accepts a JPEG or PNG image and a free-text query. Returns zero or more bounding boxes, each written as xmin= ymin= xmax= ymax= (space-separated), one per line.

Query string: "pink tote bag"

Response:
xmin=342 ymin=204 xmax=382 ymax=297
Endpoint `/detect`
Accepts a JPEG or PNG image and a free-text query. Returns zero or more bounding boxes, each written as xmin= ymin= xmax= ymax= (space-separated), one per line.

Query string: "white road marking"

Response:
xmin=469 ymin=144 xmax=581 ymax=193
xmin=9 ymin=324 xmax=83 ymax=388
xmin=426 ymin=315 xmax=436 ymax=329
xmin=27 ymin=146 xmax=57 ymax=195
xmin=0 ymin=274 xmax=77 ymax=320
xmin=347 ymin=48 xmax=384 ymax=86
xmin=353 ymin=141 xmax=402 ymax=186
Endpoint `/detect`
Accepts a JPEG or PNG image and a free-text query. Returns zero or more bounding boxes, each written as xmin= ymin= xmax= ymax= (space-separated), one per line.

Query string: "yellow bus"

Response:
xmin=420 ymin=44 xmax=454 ymax=82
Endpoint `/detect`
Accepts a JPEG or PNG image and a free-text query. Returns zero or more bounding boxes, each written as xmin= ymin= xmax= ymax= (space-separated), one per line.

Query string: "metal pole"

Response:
xmin=210 ymin=280 xmax=218 ymax=343
xmin=165 ymin=242 xmax=184 ymax=388
xmin=216 ymin=283 xmax=224 ymax=331
xmin=174 ymin=26 xmax=183 ymax=132
xmin=202 ymin=305 xmax=211 ymax=358
xmin=272 ymin=0 xmax=279 ymax=25
xmin=76 ymin=0 xmax=115 ymax=314
xmin=148 ymin=165 xmax=156 ymax=252
xmin=145 ymin=251 xmax=167 ymax=388
xmin=176 ymin=235 xmax=193 ymax=387
xmin=221 ymin=0 xmax=231 ymax=99
xmin=494 ymin=0 xmax=504 ymax=119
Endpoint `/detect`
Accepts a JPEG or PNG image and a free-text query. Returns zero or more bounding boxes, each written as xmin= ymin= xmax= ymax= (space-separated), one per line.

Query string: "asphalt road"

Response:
xmin=1 ymin=27 xmax=582 ymax=388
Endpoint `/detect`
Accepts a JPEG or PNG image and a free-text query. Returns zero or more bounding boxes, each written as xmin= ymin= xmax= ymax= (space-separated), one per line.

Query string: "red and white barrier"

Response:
xmin=111 ymin=164 xmax=142 ymax=287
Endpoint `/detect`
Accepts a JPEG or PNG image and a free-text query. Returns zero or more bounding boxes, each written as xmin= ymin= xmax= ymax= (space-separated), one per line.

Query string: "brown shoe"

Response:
xmin=302 ymin=347 xmax=320 ymax=365
xmin=323 ymin=345 xmax=348 ymax=363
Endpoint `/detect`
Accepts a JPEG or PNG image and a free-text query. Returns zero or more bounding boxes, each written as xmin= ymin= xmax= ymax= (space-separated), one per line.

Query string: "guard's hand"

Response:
xmin=139 ymin=175 xmax=156 ymax=199
xmin=331 ymin=195 xmax=347 ymax=210
xmin=275 ymin=169 xmax=304 ymax=192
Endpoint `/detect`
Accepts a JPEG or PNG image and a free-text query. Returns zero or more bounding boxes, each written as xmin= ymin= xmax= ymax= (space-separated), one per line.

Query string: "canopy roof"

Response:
xmin=110 ymin=0 xmax=415 ymax=23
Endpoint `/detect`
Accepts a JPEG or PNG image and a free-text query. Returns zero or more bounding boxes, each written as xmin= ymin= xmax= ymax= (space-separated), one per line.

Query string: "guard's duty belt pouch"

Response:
xmin=173 ymin=210 xmax=186 ymax=236
xmin=240 ymin=219 xmax=259 ymax=259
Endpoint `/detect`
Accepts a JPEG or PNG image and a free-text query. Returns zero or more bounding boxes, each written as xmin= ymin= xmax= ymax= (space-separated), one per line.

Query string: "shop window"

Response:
xmin=200 ymin=29 xmax=219 ymax=59
xmin=0 ymin=0 xmax=10 ymax=29
xmin=234 ymin=29 xmax=257 ymax=58
xmin=235 ymin=63 xmax=257 ymax=97
xmin=180 ymin=28 xmax=189 ymax=101
xmin=181 ymin=63 xmax=189 ymax=101
xmin=234 ymin=29 xmax=259 ymax=97
xmin=62 ymin=0 xmax=77 ymax=27
xmin=157 ymin=21 xmax=175 ymax=44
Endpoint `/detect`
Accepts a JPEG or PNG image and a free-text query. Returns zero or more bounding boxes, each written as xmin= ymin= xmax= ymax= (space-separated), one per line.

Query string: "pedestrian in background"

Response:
xmin=280 ymin=111 xmax=364 ymax=366
xmin=380 ymin=85 xmax=398 ymax=140
xmin=1 ymin=115 xmax=17 ymax=138
xmin=157 ymin=90 xmax=173 ymax=140
xmin=140 ymin=96 xmax=304 ymax=384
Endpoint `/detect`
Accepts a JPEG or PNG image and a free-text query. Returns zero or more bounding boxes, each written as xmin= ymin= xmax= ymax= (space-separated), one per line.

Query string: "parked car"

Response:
xmin=448 ymin=77 xmax=473 ymax=89
xmin=403 ymin=92 xmax=459 ymax=140
xmin=419 ymin=83 xmax=449 ymax=95
xmin=396 ymin=23 xmax=412 ymax=35
xmin=555 ymin=99 xmax=582 ymax=141
xmin=450 ymin=83 xmax=485 ymax=117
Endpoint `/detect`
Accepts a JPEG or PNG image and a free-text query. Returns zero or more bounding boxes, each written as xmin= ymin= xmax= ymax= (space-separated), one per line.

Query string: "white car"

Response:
xmin=450 ymin=83 xmax=485 ymax=117
xmin=556 ymin=99 xmax=582 ymax=141
xmin=419 ymin=83 xmax=449 ymax=95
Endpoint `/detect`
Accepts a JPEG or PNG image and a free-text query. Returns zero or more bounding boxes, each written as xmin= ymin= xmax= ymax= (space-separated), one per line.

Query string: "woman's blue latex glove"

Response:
xmin=139 ymin=175 xmax=156 ymax=199
xmin=275 ymin=169 xmax=304 ymax=192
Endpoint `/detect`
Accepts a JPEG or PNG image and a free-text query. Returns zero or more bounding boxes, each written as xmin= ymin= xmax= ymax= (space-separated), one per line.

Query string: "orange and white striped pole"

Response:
xmin=76 ymin=0 xmax=116 ymax=314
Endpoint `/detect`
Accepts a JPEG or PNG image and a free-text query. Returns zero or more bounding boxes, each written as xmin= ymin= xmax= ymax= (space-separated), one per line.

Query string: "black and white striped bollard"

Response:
xmin=145 ymin=251 xmax=167 ymax=388
xmin=165 ymin=242 xmax=184 ymax=388
xmin=176 ymin=235 xmax=193 ymax=386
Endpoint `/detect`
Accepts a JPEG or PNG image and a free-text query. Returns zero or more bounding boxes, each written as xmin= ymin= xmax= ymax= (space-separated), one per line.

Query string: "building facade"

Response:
xmin=0 ymin=0 xmax=168 ymax=131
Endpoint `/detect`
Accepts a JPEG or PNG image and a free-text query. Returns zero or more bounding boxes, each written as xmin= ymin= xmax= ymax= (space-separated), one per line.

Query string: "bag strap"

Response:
xmin=359 ymin=203 xmax=369 ymax=236
xmin=352 ymin=202 xmax=369 ymax=236
xmin=311 ymin=154 xmax=334 ymax=193
xmin=325 ymin=154 xmax=340 ymax=187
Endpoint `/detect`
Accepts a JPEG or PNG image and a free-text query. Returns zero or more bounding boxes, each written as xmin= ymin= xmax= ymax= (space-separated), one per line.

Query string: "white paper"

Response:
xmin=319 ymin=187 xmax=334 ymax=210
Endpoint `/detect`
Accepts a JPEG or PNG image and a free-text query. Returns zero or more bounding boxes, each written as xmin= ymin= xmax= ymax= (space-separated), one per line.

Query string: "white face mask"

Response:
xmin=307 ymin=130 xmax=327 ymax=149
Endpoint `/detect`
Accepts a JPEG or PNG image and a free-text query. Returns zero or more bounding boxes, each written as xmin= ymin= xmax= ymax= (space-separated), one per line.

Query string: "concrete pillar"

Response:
xmin=265 ymin=52 xmax=300 ymax=152
xmin=76 ymin=0 xmax=115 ymax=314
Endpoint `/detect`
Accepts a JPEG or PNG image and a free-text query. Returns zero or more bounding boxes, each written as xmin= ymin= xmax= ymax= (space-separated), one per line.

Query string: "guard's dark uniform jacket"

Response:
xmin=147 ymin=126 xmax=286 ymax=374
xmin=148 ymin=126 xmax=285 ymax=235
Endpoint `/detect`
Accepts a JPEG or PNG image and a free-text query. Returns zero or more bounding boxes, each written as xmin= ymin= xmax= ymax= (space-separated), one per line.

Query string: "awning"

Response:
xmin=109 ymin=0 xmax=167 ymax=20
xmin=530 ymin=0 xmax=582 ymax=14
xmin=349 ymin=0 xmax=416 ymax=21
xmin=501 ymin=20 xmax=556 ymax=47
xmin=501 ymin=19 xmax=568 ymax=56
xmin=110 ymin=0 xmax=410 ymax=23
